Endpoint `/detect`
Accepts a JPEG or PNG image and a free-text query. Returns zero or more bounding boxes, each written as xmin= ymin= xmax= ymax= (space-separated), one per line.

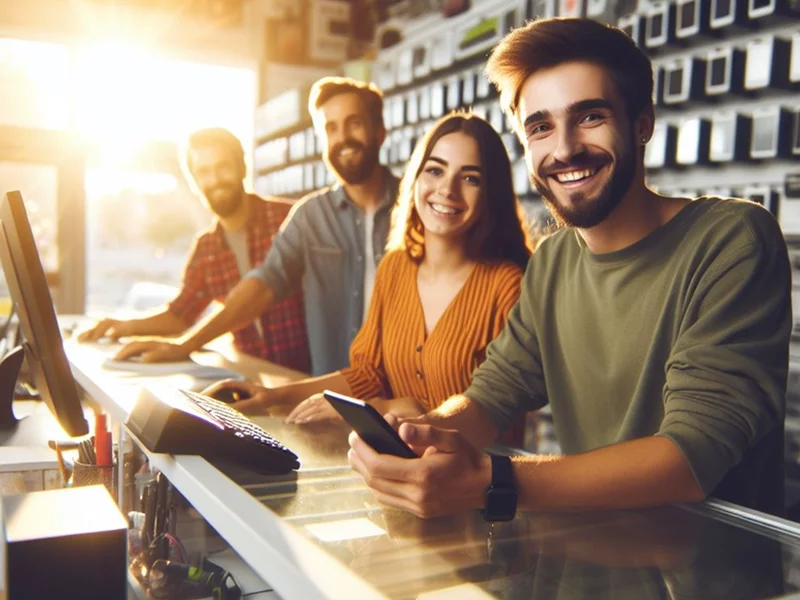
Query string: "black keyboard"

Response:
xmin=126 ymin=387 xmax=300 ymax=474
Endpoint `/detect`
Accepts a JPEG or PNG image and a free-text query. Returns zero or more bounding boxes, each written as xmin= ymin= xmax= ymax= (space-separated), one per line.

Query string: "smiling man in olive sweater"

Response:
xmin=347 ymin=18 xmax=792 ymax=520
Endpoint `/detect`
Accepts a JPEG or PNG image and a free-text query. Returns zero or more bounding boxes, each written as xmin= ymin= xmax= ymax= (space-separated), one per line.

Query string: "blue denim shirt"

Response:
xmin=246 ymin=168 xmax=400 ymax=375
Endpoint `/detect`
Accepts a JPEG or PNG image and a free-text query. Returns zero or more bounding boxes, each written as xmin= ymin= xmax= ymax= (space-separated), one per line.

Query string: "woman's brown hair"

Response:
xmin=386 ymin=112 xmax=533 ymax=269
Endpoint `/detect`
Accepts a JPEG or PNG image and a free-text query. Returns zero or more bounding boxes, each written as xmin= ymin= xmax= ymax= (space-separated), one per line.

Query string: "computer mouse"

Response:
xmin=210 ymin=388 xmax=251 ymax=404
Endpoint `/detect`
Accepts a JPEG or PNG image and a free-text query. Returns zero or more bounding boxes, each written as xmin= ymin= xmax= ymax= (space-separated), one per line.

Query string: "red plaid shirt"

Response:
xmin=167 ymin=194 xmax=310 ymax=373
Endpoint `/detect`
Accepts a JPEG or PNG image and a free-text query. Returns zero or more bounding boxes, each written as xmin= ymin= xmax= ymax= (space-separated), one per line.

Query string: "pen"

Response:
xmin=95 ymin=413 xmax=112 ymax=467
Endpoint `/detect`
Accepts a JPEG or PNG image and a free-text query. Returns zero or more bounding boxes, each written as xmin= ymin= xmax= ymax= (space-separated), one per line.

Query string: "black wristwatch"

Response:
xmin=482 ymin=454 xmax=517 ymax=522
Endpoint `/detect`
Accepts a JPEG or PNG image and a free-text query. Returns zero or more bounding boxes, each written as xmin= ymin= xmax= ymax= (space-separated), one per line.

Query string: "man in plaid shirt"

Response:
xmin=79 ymin=128 xmax=310 ymax=373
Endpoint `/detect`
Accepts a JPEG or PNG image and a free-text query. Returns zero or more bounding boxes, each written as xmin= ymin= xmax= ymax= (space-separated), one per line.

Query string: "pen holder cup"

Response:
xmin=72 ymin=460 xmax=117 ymax=497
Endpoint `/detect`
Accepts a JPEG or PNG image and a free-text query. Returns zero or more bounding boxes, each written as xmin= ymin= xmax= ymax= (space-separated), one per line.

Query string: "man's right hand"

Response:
xmin=77 ymin=318 xmax=135 ymax=342
xmin=113 ymin=340 xmax=190 ymax=363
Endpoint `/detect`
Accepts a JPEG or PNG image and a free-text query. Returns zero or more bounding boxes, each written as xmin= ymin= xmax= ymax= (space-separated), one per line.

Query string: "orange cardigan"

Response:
xmin=341 ymin=250 xmax=523 ymax=413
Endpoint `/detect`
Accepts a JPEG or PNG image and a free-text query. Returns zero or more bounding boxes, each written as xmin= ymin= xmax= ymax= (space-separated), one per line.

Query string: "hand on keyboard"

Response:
xmin=200 ymin=380 xmax=273 ymax=414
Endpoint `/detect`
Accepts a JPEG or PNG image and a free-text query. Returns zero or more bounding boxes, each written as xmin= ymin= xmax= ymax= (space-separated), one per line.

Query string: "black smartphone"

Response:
xmin=323 ymin=390 xmax=417 ymax=459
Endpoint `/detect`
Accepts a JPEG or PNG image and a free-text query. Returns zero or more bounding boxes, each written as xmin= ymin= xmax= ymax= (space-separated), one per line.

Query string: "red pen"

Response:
xmin=94 ymin=412 xmax=112 ymax=466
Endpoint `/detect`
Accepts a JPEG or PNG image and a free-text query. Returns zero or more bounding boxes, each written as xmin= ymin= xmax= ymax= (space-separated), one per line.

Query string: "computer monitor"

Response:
xmin=711 ymin=0 xmax=740 ymax=28
xmin=0 ymin=191 xmax=88 ymax=440
xmin=750 ymin=105 xmax=790 ymax=159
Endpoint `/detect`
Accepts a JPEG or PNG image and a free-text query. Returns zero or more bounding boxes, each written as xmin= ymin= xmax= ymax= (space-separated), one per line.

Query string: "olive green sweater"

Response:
xmin=467 ymin=198 xmax=792 ymax=514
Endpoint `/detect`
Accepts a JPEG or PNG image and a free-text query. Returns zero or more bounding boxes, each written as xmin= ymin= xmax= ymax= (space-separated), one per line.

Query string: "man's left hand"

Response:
xmin=348 ymin=420 xmax=491 ymax=519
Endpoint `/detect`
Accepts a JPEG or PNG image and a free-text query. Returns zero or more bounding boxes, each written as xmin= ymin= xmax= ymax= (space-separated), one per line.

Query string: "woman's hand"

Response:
xmin=284 ymin=392 xmax=344 ymax=424
xmin=200 ymin=379 xmax=276 ymax=415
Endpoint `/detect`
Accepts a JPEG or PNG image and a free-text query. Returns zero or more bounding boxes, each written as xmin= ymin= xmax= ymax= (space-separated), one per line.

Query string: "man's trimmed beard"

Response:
xmin=531 ymin=135 xmax=637 ymax=229
xmin=204 ymin=184 xmax=245 ymax=218
xmin=326 ymin=138 xmax=380 ymax=185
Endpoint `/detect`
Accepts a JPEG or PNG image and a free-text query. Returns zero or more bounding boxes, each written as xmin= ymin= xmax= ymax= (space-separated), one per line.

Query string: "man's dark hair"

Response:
xmin=308 ymin=76 xmax=385 ymax=130
xmin=485 ymin=17 xmax=654 ymax=122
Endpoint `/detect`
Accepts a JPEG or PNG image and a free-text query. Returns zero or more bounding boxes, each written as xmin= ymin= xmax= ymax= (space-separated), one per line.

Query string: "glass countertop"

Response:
xmin=221 ymin=416 xmax=800 ymax=600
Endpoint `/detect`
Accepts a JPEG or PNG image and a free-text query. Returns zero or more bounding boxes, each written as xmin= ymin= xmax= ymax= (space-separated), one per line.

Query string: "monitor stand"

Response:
xmin=0 ymin=345 xmax=61 ymax=447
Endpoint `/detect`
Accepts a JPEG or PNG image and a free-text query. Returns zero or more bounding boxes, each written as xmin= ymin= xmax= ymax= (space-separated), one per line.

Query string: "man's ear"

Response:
xmin=635 ymin=105 xmax=656 ymax=144
xmin=376 ymin=124 xmax=387 ymax=148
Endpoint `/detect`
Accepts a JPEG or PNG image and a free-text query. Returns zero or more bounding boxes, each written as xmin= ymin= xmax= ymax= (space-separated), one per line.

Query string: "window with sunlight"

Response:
xmin=78 ymin=45 xmax=257 ymax=315
xmin=0 ymin=37 xmax=69 ymax=130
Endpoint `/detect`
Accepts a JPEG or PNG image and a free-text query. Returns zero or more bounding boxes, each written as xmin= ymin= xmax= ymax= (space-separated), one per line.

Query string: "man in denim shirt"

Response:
xmin=116 ymin=77 xmax=399 ymax=375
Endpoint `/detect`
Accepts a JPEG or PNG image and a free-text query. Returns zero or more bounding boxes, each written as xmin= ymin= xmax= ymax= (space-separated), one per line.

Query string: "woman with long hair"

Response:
xmin=203 ymin=112 xmax=534 ymax=435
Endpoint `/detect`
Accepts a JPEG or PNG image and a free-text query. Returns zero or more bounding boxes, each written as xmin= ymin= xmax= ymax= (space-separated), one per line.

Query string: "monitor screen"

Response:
xmin=680 ymin=1 xmax=697 ymax=30
xmin=0 ymin=191 xmax=88 ymax=437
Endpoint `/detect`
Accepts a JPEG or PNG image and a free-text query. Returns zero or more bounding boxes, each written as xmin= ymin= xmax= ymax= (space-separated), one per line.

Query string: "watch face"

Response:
xmin=485 ymin=486 xmax=517 ymax=521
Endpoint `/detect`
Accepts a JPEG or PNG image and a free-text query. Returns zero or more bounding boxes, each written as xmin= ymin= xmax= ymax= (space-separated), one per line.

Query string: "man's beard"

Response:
xmin=204 ymin=184 xmax=245 ymax=218
xmin=326 ymin=138 xmax=380 ymax=185
xmin=531 ymin=139 xmax=636 ymax=229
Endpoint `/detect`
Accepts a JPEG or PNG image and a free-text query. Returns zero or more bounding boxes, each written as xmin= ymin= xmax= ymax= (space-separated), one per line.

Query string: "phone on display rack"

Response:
xmin=323 ymin=390 xmax=417 ymax=459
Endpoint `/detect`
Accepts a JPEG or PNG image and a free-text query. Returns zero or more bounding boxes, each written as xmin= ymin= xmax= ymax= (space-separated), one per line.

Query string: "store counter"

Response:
xmin=64 ymin=337 xmax=800 ymax=600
